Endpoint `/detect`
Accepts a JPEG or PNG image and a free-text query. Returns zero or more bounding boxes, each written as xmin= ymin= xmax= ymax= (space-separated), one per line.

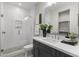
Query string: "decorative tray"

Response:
xmin=61 ymin=40 xmax=77 ymax=46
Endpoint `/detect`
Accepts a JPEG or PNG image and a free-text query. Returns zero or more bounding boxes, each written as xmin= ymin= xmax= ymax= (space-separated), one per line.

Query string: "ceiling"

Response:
xmin=5 ymin=2 xmax=39 ymax=10
xmin=5 ymin=2 xmax=76 ymax=10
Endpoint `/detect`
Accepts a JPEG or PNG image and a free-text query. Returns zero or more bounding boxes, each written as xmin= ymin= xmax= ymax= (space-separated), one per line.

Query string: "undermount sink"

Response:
xmin=36 ymin=35 xmax=71 ymax=44
xmin=42 ymin=35 xmax=70 ymax=43
xmin=42 ymin=37 xmax=61 ymax=43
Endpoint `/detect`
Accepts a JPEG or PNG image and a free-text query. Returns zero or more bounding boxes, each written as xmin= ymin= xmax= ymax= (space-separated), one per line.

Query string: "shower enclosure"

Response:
xmin=0 ymin=2 xmax=33 ymax=56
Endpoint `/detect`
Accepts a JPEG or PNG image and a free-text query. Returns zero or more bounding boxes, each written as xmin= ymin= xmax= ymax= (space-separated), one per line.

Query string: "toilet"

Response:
xmin=24 ymin=44 xmax=33 ymax=57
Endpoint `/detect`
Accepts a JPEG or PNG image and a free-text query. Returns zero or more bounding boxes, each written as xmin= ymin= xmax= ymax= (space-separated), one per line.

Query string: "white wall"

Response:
xmin=1 ymin=3 xmax=33 ymax=50
xmin=34 ymin=2 xmax=59 ymax=34
xmin=47 ymin=10 xmax=59 ymax=33
xmin=44 ymin=2 xmax=78 ymax=34
xmin=78 ymin=3 xmax=79 ymax=34
xmin=34 ymin=2 xmax=48 ymax=35
xmin=70 ymin=3 xmax=78 ymax=34
xmin=0 ymin=3 xmax=2 ymax=55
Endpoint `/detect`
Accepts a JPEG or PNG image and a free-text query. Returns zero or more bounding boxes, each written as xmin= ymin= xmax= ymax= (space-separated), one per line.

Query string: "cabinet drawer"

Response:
xmin=55 ymin=49 xmax=72 ymax=57
xmin=38 ymin=47 xmax=53 ymax=57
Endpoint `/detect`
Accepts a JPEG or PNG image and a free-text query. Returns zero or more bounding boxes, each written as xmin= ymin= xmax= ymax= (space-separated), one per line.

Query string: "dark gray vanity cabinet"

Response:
xmin=33 ymin=40 xmax=72 ymax=57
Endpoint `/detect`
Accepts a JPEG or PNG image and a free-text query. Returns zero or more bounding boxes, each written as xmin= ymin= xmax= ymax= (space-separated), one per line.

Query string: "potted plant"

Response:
xmin=61 ymin=32 xmax=78 ymax=46
xmin=69 ymin=32 xmax=78 ymax=43
xmin=47 ymin=25 xmax=53 ymax=33
xmin=39 ymin=24 xmax=48 ymax=37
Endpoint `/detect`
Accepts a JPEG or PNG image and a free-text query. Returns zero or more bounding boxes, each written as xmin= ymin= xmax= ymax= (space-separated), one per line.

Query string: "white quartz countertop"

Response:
xmin=33 ymin=36 xmax=79 ymax=57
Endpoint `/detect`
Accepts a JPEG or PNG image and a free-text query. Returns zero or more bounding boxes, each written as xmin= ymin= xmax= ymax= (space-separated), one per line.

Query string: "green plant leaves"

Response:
xmin=39 ymin=24 xmax=53 ymax=30
xmin=68 ymin=32 xmax=78 ymax=39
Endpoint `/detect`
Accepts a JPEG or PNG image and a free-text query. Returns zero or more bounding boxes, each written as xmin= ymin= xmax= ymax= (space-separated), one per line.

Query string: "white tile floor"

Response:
xmin=14 ymin=53 xmax=25 ymax=57
xmin=16 ymin=53 xmax=33 ymax=57
xmin=1 ymin=49 xmax=33 ymax=57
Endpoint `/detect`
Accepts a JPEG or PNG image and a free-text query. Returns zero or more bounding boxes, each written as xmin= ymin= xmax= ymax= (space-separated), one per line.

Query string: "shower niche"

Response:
xmin=58 ymin=9 xmax=70 ymax=35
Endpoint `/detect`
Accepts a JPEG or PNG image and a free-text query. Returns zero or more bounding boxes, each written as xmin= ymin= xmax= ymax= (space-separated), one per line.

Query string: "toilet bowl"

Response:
xmin=24 ymin=44 xmax=33 ymax=57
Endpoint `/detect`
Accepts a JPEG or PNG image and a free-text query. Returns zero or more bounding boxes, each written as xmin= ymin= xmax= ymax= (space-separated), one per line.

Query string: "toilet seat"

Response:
xmin=24 ymin=44 xmax=33 ymax=57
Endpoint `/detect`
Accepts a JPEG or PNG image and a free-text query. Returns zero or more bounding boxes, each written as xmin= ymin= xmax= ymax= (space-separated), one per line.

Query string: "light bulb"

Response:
xmin=18 ymin=3 xmax=22 ymax=6
xmin=48 ymin=2 xmax=56 ymax=6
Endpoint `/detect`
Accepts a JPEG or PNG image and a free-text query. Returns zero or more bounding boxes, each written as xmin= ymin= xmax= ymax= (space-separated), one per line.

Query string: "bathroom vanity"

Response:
xmin=33 ymin=37 xmax=79 ymax=57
